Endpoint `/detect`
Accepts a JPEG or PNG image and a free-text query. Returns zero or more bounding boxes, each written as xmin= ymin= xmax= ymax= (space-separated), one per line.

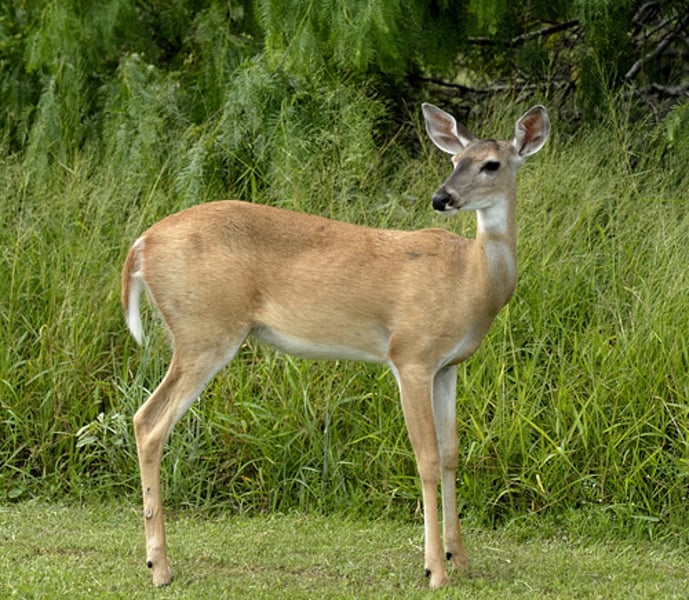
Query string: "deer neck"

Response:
xmin=474 ymin=192 xmax=517 ymax=311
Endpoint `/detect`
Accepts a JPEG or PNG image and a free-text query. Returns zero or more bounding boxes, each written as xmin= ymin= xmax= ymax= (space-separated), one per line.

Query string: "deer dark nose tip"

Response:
xmin=432 ymin=190 xmax=451 ymax=211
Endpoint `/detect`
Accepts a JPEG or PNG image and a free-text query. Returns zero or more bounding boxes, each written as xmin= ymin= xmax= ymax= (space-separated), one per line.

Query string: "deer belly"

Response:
xmin=253 ymin=325 xmax=387 ymax=363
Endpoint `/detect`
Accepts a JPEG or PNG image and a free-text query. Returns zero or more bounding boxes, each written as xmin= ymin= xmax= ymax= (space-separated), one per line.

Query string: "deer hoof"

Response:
xmin=150 ymin=559 xmax=173 ymax=587
xmin=427 ymin=568 xmax=449 ymax=589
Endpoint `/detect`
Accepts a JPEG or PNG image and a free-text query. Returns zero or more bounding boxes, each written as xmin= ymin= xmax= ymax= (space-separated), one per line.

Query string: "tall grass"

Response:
xmin=2 ymin=22 xmax=689 ymax=537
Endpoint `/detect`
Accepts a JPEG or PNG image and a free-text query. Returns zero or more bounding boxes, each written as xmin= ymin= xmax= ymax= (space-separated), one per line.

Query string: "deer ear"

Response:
xmin=422 ymin=103 xmax=476 ymax=155
xmin=512 ymin=105 xmax=550 ymax=158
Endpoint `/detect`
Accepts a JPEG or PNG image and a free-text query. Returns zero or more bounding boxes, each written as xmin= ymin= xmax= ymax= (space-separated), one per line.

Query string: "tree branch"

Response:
xmin=625 ymin=11 xmax=689 ymax=79
xmin=411 ymin=74 xmax=570 ymax=96
xmin=468 ymin=20 xmax=579 ymax=47
xmin=650 ymin=82 xmax=689 ymax=96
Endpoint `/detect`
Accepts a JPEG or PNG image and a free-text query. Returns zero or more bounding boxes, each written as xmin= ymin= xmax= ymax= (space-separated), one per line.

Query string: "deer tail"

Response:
xmin=121 ymin=237 xmax=145 ymax=345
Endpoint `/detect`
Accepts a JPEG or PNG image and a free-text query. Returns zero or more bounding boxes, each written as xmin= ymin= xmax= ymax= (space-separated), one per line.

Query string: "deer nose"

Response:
xmin=432 ymin=190 xmax=451 ymax=212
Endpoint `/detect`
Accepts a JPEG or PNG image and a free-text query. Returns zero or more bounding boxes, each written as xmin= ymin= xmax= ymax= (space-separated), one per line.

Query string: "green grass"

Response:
xmin=1 ymin=502 xmax=688 ymax=599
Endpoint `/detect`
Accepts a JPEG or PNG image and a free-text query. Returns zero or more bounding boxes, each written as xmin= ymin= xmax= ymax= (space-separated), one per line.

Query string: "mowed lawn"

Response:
xmin=1 ymin=502 xmax=688 ymax=599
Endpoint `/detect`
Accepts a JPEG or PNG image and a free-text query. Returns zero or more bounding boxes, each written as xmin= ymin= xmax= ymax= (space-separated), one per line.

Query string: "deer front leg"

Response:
xmin=394 ymin=364 xmax=448 ymax=589
xmin=433 ymin=365 xmax=468 ymax=572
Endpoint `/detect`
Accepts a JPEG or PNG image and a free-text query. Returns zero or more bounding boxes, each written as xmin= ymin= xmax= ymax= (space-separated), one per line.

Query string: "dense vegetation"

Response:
xmin=1 ymin=0 xmax=688 ymax=536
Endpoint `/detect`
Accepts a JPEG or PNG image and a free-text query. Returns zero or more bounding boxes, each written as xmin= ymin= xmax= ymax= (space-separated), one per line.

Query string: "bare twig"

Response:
xmin=650 ymin=82 xmax=689 ymax=96
xmin=412 ymin=74 xmax=570 ymax=96
xmin=468 ymin=20 xmax=579 ymax=47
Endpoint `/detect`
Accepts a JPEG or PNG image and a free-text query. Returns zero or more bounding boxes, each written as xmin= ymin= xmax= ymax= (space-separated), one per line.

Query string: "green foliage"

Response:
xmin=257 ymin=0 xmax=465 ymax=77
xmin=211 ymin=55 xmax=386 ymax=208
xmin=649 ymin=102 xmax=689 ymax=189
xmin=573 ymin=2 xmax=636 ymax=117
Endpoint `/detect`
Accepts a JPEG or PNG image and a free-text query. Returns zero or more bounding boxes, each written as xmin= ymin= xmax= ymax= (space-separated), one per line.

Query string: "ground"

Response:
xmin=1 ymin=502 xmax=687 ymax=599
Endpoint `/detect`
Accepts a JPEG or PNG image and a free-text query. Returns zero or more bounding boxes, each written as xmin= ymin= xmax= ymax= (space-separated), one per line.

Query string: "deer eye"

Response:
xmin=481 ymin=160 xmax=500 ymax=172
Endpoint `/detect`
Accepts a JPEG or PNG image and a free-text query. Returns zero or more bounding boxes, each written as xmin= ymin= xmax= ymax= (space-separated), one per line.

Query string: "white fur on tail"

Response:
xmin=125 ymin=238 xmax=145 ymax=345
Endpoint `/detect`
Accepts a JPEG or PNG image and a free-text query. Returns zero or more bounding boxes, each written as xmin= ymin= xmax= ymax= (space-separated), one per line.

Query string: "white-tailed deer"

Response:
xmin=122 ymin=103 xmax=549 ymax=589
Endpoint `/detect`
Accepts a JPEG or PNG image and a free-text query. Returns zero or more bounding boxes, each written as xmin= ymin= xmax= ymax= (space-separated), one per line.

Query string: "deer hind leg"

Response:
xmin=134 ymin=341 xmax=243 ymax=586
xmin=393 ymin=363 xmax=447 ymax=589
xmin=433 ymin=365 xmax=468 ymax=572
